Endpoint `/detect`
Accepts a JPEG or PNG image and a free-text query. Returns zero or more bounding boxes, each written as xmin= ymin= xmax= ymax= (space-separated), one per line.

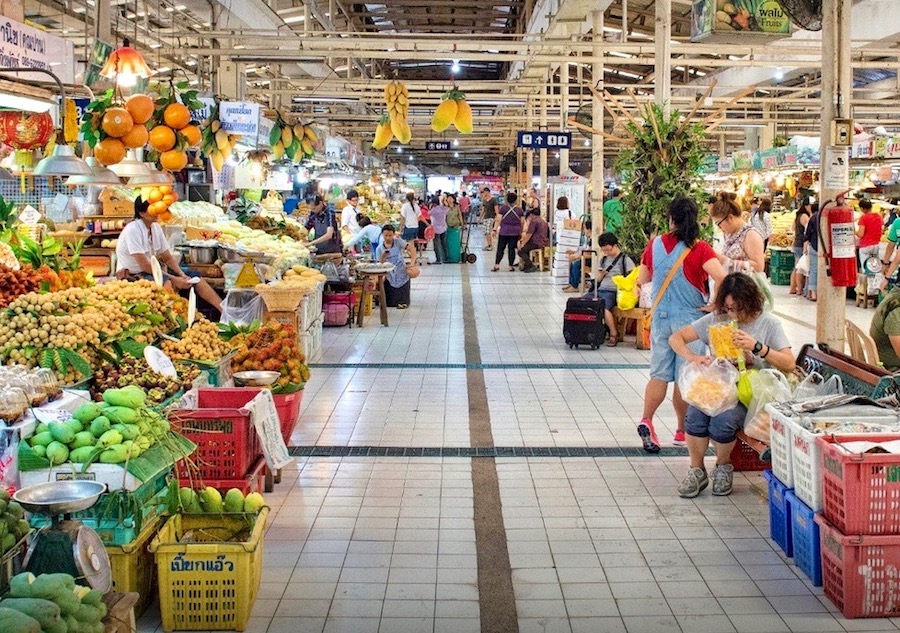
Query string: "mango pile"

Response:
xmin=0 ymin=572 xmax=107 ymax=633
xmin=270 ymin=114 xmax=318 ymax=161
xmin=431 ymin=88 xmax=473 ymax=135
xmin=26 ymin=386 xmax=170 ymax=466
xmin=0 ymin=490 xmax=30 ymax=554
xmin=178 ymin=486 xmax=265 ymax=514
xmin=200 ymin=100 xmax=242 ymax=172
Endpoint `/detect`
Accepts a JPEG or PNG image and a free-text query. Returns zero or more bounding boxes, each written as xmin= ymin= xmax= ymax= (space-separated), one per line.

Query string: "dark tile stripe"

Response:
xmin=462 ymin=266 xmax=519 ymax=633
xmin=310 ymin=362 xmax=649 ymax=370
xmin=288 ymin=445 xmax=695 ymax=458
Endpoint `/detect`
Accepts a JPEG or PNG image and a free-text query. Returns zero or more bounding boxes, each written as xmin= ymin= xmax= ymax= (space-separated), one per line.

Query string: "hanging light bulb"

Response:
xmin=99 ymin=38 xmax=154 ymax=86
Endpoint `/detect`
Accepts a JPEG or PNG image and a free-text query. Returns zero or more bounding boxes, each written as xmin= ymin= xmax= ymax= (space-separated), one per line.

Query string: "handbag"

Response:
xmin=641 ymin=245 xmax=692 ymax=346
xmin=406 ymin=264 xmax=420 ymax=279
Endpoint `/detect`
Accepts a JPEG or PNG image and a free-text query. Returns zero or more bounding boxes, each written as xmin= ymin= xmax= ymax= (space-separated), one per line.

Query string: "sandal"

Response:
xmin=397 ymin=303 xmax=409 ymax=309
xmin=607 ymin=334 xmax=619 ymax=347
xmin=491 ymin=266 xmax=499 ymax=272
xmin=508 ymin=267 xmax=515 ymax=272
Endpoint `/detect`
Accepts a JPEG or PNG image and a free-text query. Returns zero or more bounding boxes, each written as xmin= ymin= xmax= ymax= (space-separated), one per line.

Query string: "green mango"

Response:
xmin=30 ymin=445 xmax=46 ymax=458
xmin=69 ymin=446 xmax=96 ymax=464
xmin=99 ymin=445 xmax=128 ymax=464
xmin=72 ymin=403 xmax=102 ymax=424
xmin=71 ymin=431 xmax=96 ymax=449
xmin=89 ymin=417 xmax=110 ymax=438
xmin=64 ymin=418 xmax=83 ymax=434
xmin=30 ymin=432 xmax=53 ymax=448
xmin=98 ymin=430 xmax=123 ymax=448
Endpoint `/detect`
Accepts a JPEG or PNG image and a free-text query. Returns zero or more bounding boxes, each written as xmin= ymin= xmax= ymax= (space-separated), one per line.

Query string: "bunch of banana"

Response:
xmin=201 ymin=102 xmax=242 ymax=171
xmin=270 ymin=115 xmax=319 ymax=161
xmin=383 ymin=80 xmax=411 ymax=145
xmin=63 ymin=99 xmax=79 ymax=144
xmin=431 ymin=88 xmax=473 ymax=134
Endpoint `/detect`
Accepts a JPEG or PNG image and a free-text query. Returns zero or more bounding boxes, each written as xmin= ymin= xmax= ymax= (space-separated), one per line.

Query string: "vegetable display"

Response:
xmin=0 ymin=572 xmax=107 ymax=633
xmin=177 ymin=486 xmax=265 ymax=514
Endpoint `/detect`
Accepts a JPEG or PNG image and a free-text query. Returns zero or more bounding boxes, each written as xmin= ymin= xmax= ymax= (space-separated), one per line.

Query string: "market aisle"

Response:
xmin=137 ymin=234 xmax=898 ymax=633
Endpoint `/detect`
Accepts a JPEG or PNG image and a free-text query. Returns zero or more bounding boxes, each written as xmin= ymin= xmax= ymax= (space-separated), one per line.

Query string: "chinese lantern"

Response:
xmin=0 ymin=112 xmax=54 ymax=149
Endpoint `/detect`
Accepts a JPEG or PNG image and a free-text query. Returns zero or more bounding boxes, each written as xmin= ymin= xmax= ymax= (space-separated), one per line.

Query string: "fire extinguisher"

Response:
xmin=818 ymin=190 xmax=857 ymax=287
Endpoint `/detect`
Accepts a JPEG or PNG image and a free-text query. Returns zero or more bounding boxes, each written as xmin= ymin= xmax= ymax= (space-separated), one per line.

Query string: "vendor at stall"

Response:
xmin=341 ymin=189 xmax=362 ymax=237
xmin=115 ymin=197 xmax=223 ymax=314
xmin=344 ymin=214 xmax=382 ymax=254
xmin=305 ymin=195 xmax=343 ymax=254
xmin=375 ymin=224 xmax=417 ymax=309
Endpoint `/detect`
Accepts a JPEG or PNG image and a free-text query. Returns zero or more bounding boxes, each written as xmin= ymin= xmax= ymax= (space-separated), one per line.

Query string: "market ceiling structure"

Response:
xmin=21 ymin=0 xmax=900 ymax=171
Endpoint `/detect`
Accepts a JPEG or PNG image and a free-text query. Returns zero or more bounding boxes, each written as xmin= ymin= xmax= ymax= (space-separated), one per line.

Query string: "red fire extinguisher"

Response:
xmin=818 ymin=190 xmax=857 ymax=287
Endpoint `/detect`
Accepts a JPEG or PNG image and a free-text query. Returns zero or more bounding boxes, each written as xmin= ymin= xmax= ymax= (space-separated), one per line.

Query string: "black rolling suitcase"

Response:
xmin=563 ymin=286 xmax=607 ymax=350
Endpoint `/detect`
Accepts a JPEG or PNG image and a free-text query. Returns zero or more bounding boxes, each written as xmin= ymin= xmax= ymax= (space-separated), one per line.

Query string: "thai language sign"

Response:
xmin=0 ymin=17 xmax=75 ymax=84
xmin=219 ymin=101 xmax=260 ymax=135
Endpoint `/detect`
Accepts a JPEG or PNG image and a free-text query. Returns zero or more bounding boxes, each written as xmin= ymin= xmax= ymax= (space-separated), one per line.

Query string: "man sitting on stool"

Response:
xmin=518 ymin=208 xmax=551 ymax=273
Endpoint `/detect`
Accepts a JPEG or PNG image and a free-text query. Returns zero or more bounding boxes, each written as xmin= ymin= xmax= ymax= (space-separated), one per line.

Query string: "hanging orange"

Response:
xmin=125 ymin=94 xmax=155 ymax=125
xmin=149 ymin=125 xmax=176 ymax=152
xmin=120 ymin=123 xmax=149 ymax=149
xmin=158 ymin=211 xmax=173 ymax=223
xmin=181 ymin=124 xmax=201 ymax=147
xmin=163 ymin=103 xmax=191 ymax=130
xmin=147 ymin=188 xmax=163 ymax=203
xmin=101 ymin=108 xmax=134 ymax=138
xmin=147 ymin=201 xmax=168 ymax=216
xmin=160 ymin=149 xmax=188 ymax=171
xmin=94 ymin=137 xmax=126 ymax=165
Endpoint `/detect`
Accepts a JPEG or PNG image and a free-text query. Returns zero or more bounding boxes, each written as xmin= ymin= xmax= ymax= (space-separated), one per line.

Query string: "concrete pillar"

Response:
xmin=526 ymin=97 xmax=534 ymax=195
xmin=95 ymin=0 xmax=110 ymax=42
xmin=560 ymin=60 xmax=570 ymax=174
xmin=591 ymin=10 xmax=604 ymax=276
xmin=655 ymin=0 xmax=671 ymax=116
xmin=540 ymin=71 xmax=548 ymax=219
xmin=816 ymin=0 xmax=852 ymax=348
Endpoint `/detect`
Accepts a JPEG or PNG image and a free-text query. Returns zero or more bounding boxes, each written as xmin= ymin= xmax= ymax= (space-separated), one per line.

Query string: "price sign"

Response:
xmin=144 ymin=346 xmax=177 ymax=378
xmin=516 ymin=131 xmax=572 ymax=149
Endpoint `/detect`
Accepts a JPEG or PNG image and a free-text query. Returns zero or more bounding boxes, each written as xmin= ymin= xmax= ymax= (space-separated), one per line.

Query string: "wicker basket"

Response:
xmin=254 ymin=283 xmax=310 ymax=312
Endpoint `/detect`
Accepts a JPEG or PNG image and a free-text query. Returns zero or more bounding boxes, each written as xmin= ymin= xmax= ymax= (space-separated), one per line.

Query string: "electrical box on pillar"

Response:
xmin=217 ymin=61 xmax=245 ymax=101
xmin=820 ymin=191 xmax=857 ymax=288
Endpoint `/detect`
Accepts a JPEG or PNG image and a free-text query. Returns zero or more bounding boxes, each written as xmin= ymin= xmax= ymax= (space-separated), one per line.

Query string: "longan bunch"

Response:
xmin=161 ymin=318 xmax=232 ymax=361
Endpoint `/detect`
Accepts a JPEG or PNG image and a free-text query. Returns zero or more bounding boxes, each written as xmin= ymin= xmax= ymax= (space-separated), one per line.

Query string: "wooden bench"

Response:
xmin=611 ymin=307 xmax=650 ymax=349
xmin=736 ymin=343 xmax=898 ymax=463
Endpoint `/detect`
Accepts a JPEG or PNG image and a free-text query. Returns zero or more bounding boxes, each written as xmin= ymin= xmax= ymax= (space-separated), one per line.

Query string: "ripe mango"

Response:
xmin=243 ymin=492 xmax=265 ymax=513
xmin=431 ymin=99 xmax=458 ymax=133
xmin=199 ymin=487 xmax=223 ymax=513
xmin=224 ymin=488 xmax=244 ymax=513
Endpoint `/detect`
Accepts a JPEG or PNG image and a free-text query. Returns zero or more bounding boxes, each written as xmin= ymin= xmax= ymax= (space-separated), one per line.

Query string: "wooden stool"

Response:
xmin=612 ymin=307 xmax=650 ymax=350
xmin=579 ymin=251 xmax=592 ymax=291
xmin=530 ymin=247 xmax=551 ymax=271
xmin=856 ymin=276 xmax=878 ymax=309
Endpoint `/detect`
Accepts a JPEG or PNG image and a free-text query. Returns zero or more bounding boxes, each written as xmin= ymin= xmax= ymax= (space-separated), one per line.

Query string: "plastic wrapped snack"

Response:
xmin=709 ymin=320 xmax=741 ymax=360
xmin=678 ymin=359 xmax=739 ymax=417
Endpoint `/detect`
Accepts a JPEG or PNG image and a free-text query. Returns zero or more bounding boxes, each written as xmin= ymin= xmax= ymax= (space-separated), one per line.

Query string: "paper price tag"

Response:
xmin=19 ymin=205 xmax=41 ymax=225
xmin=33 ymin=408 xmax=74 ymax=424
xmin=144 ymin=345 xmax=178 ymax=378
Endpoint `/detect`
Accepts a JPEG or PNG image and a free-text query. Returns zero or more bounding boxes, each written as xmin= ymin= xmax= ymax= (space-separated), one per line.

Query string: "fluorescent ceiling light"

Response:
xmin=608 ymin=51 xmax=632 ymax=58
xmin=0 ymin=93 xmax=53 ymax=112
xmin=717 ymin=121 xmax=769 ymax=128
xmin=284 ymin=15 xmax=306 ymax=24
xmin=618 ymin=70 xmax=643 ymax=80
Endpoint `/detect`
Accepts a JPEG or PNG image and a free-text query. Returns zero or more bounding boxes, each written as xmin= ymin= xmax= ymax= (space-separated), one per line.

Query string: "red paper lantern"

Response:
xmin=0 ymin=111 xmax=54 ymax=149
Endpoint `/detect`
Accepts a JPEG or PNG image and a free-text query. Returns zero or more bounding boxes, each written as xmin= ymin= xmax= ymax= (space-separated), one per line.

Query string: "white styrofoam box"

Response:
xmin=301 ymin=316 xmax=323 ymax=361
xmin=20 ymin=463 xmax=160 ymax=491
xmin=299 ymin=283 xmax=325 ymax=331
xmin=557 ymin=228 xmax=581 ymax=240
xmin=557 ymin=238 xmax=581 ymax=249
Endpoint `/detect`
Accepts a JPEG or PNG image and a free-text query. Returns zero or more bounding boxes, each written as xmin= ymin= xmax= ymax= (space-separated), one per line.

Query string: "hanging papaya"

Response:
xmin=431 ymin=98 xmax=458 ymax=133
xmin=372 ymin=115 xmax=393 ymax=150
xmin=454 ymin=98 xmax=473 ymax=134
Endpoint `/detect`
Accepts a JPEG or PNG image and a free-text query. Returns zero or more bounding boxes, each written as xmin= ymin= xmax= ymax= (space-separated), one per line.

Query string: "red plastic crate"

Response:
xmin=731 ymin=437 xmax=769 ymax=471
xmin=170 ymin=388 xmax=263 ymax=480
xmin=178 ymin=456 xmax=267 ymax=495
xmin=819 ymin=433 xmax=900 ymax=535
xmin=815 ymin=513 xmax=900 ymax=618
xmin=273 ymin=391 xmax=303 ymax=444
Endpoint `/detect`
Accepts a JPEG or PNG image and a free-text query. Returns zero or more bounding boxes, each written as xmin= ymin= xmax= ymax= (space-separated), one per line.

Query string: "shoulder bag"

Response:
xmin=641 ymin=245 xmax=692 ymax=347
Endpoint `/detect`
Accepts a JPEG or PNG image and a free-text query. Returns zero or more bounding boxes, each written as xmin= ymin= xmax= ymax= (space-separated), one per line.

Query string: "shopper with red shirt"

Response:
xmin=635 ymin=197 xmax=727 ymax=453
xmin=856 ymin=198 xmax=883 ymax=272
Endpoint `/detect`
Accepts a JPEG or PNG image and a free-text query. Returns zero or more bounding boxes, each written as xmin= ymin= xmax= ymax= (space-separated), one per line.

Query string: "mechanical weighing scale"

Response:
xmin=14 ymin=481 xmax=113 ymax=592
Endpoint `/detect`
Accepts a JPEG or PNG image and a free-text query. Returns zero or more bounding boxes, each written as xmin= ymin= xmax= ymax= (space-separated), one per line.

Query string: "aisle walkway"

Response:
xmin=139 ymin=233 xmax=897 ymax=633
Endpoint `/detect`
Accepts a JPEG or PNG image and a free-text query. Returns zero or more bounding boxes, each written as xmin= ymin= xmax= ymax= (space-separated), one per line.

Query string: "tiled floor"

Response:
xmin=138 ymin=232 xmax=899 ymax=633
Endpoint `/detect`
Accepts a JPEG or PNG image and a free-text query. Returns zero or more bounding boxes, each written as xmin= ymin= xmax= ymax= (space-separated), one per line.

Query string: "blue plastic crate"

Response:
xmin=763 ymin=470 xmax=793 ymax=557
xmin=786 ymin=490 xmax=823 ymax=587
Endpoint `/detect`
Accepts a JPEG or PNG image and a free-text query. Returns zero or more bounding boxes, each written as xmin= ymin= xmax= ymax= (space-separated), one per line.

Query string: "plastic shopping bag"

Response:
xmin=795 ymin=254 xmax=810 ymax=274
xmin=743 ymin=369 xmax=793 ymax=443
xmin=678 ymin=359 xmax=739 ymax=417
xmin=612 ymin=267 xmax=640 ymax=310
xmin=793 ymin=371 xmax=843 ymax=401
xmin=220 ymin=291 xmax=264 ymax=327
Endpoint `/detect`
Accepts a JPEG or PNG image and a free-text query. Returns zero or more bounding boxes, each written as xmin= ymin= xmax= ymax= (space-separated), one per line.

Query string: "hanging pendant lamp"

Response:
xmin=99 ymin=39 xmax=154 ymax=87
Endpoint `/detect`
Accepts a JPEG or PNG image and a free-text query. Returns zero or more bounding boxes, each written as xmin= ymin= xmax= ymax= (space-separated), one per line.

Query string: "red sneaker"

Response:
xmin=638 ymin=418 xmax=661 ymax=453
xmin=673 ymin=430 xmax=686 ymax=446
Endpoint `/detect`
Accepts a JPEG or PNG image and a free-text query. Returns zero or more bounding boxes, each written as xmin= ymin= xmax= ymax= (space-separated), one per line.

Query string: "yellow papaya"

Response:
xmin=454 ymin=99 xmax=473 ymax=134
xmin=431 ymin=99 xmax=458 ymax=133
xmin=373 ymin=117 xmax=393 ymax=150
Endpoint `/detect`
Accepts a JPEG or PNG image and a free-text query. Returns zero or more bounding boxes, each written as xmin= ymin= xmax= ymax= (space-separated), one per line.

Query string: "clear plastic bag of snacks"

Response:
xmin=678 ymin=359 xmax=739 ymax=417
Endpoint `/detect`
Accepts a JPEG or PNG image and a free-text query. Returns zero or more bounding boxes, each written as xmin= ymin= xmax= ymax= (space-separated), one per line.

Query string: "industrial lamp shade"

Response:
xmin=108 ymin=150 xmax=152 ymax=178
xmin=127 ymin=164 xmax=175 ymax=186
xmin=99 ymin=39 xmax=153 ymax=81
xmin=34 ymin=144 xmax=92 ymax=176
xmin=65 ymin=157 xmax=121 ymax=185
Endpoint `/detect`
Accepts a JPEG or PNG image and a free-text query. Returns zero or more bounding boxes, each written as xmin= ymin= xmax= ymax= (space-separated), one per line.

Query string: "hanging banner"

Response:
xmin=219 ymin=101 xmax=260 ymax=136
xmin=0 ymin=17 xmax=76 ymax=84
xmin=691 ymin=0 xmax=791 ymax=42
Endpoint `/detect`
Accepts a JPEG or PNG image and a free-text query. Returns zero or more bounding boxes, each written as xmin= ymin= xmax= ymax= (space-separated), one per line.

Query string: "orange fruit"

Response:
xmin=101 ymin=107 xmax=134 ymax=138
xmin=148 ymin=188 xmax=163 ymax=203
xmin=181 ymin=124 xmax=201 ymax=147
xmin=163 ymin=103 xmax=191 ymax=130
xmin=94 ymin=137 xmax=126 ymax=165
xmin=162 ymin=193 xmax=177 ymax=205
xmin=149 ymin=125 xmax=176 ymax=152
xmin=125 ymin=94 xmax=155 ymax=125
xmin=119 ymin=123 xmax=149 ymax=149
xmin=158 ymin=185 xmax=172 ymax=194
xmin=160 ymin=149 xmax=188 ymax=171
xmin=158 ymin=211 xmax=173 ymax=223
xmin=148 ymin=201 xmax=167 ymax=216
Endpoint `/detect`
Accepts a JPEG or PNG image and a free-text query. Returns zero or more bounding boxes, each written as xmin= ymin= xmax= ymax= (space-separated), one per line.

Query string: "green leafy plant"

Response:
xmin=614 ymin=102 xmax=710 ymax=257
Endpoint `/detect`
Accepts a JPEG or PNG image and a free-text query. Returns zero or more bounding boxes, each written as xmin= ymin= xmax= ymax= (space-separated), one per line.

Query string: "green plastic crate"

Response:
xmin=770 ymin=268 xmax=792 ymax=286
xmin=769 ymin=248 xmax=795 ymax=273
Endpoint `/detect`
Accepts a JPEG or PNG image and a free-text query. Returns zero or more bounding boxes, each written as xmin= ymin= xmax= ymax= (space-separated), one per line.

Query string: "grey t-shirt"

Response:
xmin=691 ymin=311 xmax=791 ymax=370
xmin=598 ymin=253 xmax=636 ymax=293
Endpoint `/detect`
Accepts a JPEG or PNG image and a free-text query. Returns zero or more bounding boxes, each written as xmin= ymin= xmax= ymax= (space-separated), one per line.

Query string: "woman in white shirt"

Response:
xmin=116 ymin=196 xmax=223 ymax=314
xmin=344 ymin=214 xmax=381 ymax=253
xmin=400 ymin=192 xmax=420 ymax=241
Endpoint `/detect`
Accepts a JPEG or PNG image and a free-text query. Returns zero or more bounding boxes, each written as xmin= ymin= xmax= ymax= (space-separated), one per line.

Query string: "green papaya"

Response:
xmin=9 ymin=572 xmax=35 ymax=597
xmin=1 ymin=597 xmax=62 ymax=628
xmin=81 ymin=590 xmax=103 ymax=607
xmin=89 ymin=416 xmax=110 ymax=438
xmin=72 ymin=403 xmax=102 ymax=424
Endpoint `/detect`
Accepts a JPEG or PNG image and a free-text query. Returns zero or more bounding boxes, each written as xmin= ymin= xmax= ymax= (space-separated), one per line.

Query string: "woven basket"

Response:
xmin=254 ymin=283 xmax=310 ymax=312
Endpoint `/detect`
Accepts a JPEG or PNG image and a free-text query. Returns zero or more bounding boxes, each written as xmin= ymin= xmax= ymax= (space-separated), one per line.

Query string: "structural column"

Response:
xmin=540 ymin=71 xmax=548 ymax=219
xmin=560 ymin=60 xmax=569 ymax=174
xmin=526 ymin=97 xmax=534 ymax=193
xmin=816 ymin=0 xmax=852 ymax=348
xmin=591 ymin=10 xmax=604 ymax=275
xmin=654 ymin=0 xmax=671 ymax=115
